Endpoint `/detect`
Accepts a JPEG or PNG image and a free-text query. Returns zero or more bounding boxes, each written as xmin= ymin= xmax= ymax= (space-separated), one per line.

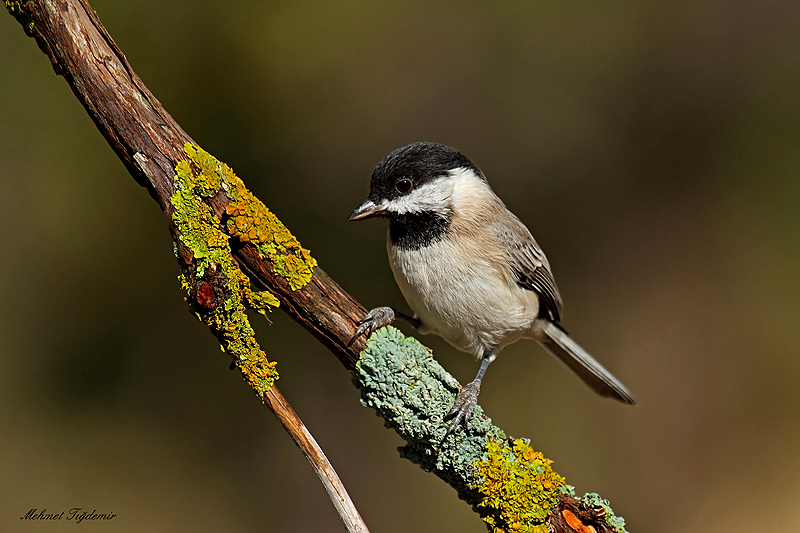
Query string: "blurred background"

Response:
xmin=2 ymin=1 xmax=799 ymax=531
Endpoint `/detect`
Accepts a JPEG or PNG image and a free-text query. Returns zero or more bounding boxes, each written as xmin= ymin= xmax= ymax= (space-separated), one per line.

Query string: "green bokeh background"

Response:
xmin=2 ymin=1 xmax=799 ymax=531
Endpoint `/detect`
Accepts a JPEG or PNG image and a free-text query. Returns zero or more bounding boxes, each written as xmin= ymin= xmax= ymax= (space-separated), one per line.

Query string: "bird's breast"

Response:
xmin=387 ymin=236 xmax=539 ymax=358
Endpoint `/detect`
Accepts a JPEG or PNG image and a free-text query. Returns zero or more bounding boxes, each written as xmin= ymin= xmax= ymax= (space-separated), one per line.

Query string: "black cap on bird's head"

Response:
xmin=349 ymin=142 xmax=482 ymax=221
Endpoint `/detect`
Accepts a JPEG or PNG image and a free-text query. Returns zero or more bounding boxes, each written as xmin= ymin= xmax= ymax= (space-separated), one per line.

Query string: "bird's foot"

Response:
xmin=348 ymin=306 xmax=396 ymax=347
xmin=445 ymin=380 xmax=481 ymax=436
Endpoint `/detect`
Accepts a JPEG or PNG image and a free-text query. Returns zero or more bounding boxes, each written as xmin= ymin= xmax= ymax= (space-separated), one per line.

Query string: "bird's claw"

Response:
xmin=348 ymin=306 xmax=396 ymax=347
xmin=445 ymin=380 xmax=481 ymax=436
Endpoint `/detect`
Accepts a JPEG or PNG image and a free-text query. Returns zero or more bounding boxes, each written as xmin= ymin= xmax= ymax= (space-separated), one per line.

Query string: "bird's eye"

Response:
xmin=395 ymin=179 xmax=413 ymax=194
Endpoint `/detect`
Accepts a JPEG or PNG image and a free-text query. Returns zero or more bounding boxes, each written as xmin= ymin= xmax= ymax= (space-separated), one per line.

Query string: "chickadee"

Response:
xmin=349 ymin=142 xmax=635 ymax=433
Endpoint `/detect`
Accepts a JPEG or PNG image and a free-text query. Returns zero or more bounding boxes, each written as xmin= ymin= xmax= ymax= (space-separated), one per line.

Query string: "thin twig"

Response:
xmin=264 ymin=386 xmax=370 ymax=533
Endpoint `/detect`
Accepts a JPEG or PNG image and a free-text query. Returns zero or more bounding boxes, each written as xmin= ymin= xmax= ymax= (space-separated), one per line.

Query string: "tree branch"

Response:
xmin=6 ymin=1 xmax=630 ymax=531
xmin=264 ymin=385 xmax=368 ymax=533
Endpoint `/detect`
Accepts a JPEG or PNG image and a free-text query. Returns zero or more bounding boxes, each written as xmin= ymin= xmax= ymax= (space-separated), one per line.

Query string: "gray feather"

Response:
xmin=490 ymin=216 xmax=563 ymax=322
xmin=538 ymin=320 xmax=636 ymax=404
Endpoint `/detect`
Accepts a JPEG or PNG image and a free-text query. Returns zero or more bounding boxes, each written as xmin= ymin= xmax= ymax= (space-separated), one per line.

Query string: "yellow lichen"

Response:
xmin=179 ymin=143 xmax=317 ymax=291
xmin=5 ymin=1 xmax=35 ymax=34
xmin=474 ymin=438 xmax=566 ymax=533
xmin=170 ymin=145 xmax=284 ymax=398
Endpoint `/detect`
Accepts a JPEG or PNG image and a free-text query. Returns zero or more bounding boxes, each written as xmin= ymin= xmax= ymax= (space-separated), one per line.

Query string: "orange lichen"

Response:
xmin=562 ymin=509 xmax=598 ymax=533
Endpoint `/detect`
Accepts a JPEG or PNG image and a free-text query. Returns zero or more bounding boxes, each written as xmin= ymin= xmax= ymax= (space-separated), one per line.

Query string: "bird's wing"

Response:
xmin=490 ymin=216 xmax=564 ymax=322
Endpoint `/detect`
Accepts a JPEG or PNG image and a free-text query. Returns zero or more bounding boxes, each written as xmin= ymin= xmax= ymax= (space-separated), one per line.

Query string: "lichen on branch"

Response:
xmin=354 ymin=326 xmax=592 ymax=533
xmin=5 ymin=1 xmax=35 ymax=35
xmin=475 ymin=438 xmax=565 ymax=533
xmin=169 ymin=142 xmax=317 ymax=397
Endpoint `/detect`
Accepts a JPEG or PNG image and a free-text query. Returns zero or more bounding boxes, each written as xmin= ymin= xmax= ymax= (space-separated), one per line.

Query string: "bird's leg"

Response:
xmin=445 ymin=348 xmax=498 ymax=435
xmin=348 ymin=307 xmax=422 ymax=346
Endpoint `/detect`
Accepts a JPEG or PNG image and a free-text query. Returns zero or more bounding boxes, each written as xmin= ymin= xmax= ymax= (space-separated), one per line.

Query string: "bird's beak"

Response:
xmin=349 ymin=199 xmax=383 ymax=221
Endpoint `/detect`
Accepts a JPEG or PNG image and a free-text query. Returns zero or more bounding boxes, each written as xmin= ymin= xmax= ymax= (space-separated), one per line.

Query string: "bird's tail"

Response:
xmin=537 ymin=320 xmax=636 ymax=405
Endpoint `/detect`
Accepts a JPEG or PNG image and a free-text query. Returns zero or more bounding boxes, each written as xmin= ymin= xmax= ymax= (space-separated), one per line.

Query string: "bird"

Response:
xmin=348 ymin=141 xmax=635 ymax=434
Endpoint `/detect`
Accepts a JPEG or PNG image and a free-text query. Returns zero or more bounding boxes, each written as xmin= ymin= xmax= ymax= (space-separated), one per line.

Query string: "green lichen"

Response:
xmin=178 ymin=142 xmax=316 ymax=290
xmin=355 ymin=326 xmax=501 ymax=496
xmin=581 ymin=493 xmax=628 ymax=533
xmin=173 ymin=142 xmax=320 ymax=291
xmin=355 ymin=327 xmax=569 ymax=532
xmin=474 ymin=438 xmax=566 ymax=533
xmin=171 ymin=159 xmax=228 ymax=277
xmin=171 ymin=145 xmax=284 ymax=397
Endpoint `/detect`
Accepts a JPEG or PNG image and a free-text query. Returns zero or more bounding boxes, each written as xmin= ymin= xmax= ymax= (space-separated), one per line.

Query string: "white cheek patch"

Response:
xmin=380 ymin=177 xmax=455 ymax=215
xmin=379 ymin=166 xmax=489 ymax=215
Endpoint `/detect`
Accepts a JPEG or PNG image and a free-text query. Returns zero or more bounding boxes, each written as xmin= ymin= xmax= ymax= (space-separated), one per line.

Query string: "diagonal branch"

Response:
xmin=265 ymin=384 xmax=368 ymax=533
xmin=6 ymin=2 xmax=630 ymax=532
